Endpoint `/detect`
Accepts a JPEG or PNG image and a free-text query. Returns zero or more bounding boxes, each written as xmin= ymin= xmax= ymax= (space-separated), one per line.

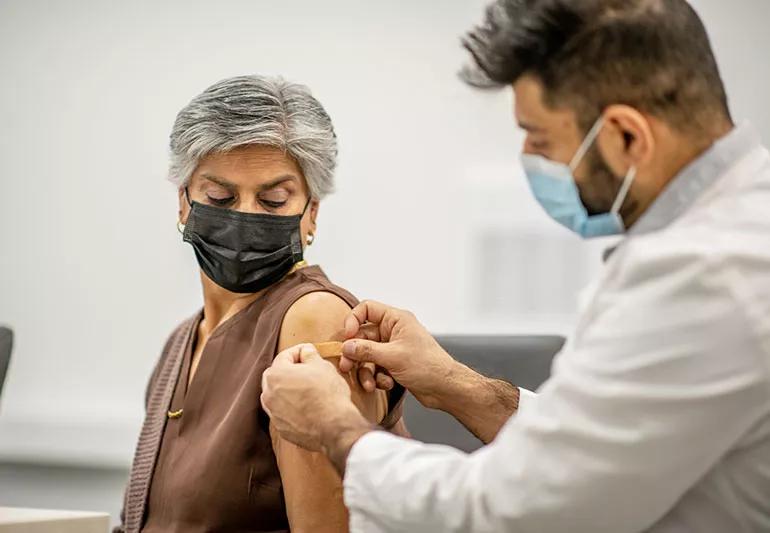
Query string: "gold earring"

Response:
xmin=307 ymin=233 xmax=315 ymax=245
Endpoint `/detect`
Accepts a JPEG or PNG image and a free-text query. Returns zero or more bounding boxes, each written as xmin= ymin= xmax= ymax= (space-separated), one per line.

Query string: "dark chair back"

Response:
xmin=0 ymin=326 xmax=13 ymax=398
xmin=404 ymin=335 xmax=564 ymax=452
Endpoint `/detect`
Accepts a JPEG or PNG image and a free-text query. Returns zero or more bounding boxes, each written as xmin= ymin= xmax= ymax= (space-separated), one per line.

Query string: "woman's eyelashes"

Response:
xmin=259 ymin=189 xmax=290 ymax=210
xmin=260 ymin=199 xmax=287 ymax=209
xmin=206 ymin=194 xmax=236 ymax=207
xmin=203 ymin=194 xmax=288 ymax=210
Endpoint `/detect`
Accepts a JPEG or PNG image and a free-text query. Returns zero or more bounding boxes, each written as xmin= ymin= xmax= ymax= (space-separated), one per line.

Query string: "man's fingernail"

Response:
xmin=342 ymin=340 xmax=355 ymax=356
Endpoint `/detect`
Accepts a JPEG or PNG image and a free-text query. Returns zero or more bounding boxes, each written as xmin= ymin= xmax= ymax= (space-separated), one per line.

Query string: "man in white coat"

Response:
xmin=261 ymin=0 xmax=770 ymax=531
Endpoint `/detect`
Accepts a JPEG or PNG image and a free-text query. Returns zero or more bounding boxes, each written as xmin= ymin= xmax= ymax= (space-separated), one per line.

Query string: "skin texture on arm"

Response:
xmin=270 ymin=291 xmax=387 ymax=533
xmin=429 ymin=361 xmax=520 ymax=444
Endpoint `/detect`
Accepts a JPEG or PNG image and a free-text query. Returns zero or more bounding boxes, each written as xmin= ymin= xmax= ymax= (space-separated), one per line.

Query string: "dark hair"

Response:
xmin=462 ymin=0 xmax=732 ymax=134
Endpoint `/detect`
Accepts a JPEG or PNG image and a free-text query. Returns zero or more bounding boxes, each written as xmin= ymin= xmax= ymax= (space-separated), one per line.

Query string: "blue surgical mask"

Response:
xmin=521 ymin=117 xmax=637 ymax=238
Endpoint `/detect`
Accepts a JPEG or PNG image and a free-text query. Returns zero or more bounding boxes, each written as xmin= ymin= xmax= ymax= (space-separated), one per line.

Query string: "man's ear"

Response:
xmin=598 ymin=105 xmax=655 ymax=177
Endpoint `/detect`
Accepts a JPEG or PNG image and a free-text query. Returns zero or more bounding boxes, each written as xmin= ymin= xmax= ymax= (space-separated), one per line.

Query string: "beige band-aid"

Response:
xmin=313 ymin=341 xmax=344 ymax=360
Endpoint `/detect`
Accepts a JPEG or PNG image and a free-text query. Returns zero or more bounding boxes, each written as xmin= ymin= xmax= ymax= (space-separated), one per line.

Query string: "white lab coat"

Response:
xmin=343 ymin=124 xmax=770 ymax=533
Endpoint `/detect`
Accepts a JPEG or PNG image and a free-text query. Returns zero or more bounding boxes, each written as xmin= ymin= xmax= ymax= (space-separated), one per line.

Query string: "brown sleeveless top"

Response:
xmin=117 ymin=266 xmax=405 ymax=533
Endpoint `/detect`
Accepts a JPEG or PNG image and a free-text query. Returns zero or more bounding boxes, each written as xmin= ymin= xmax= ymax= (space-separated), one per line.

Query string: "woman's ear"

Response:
xmin=598 ymin=105 xmax=655 ymax=178
xmin=300 ymin=198 xmax=320 ymax=248
xmin=308 ymin=199 xmax=319 ymax=234
xmin=178 ymin=187 xmax=190 ymax=224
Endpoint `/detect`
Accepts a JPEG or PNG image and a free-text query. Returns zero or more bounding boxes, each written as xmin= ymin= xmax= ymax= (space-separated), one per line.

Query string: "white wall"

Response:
xmin=0 ymin=0 xmax=768 ymax=468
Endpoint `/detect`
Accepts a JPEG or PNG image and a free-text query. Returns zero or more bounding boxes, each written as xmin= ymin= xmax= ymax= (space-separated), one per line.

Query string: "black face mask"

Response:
xmin=181 ymin=188 xmax=309 ymax=293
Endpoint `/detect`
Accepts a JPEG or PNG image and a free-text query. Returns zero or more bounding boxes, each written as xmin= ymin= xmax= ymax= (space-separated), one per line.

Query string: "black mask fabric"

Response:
xmin=182 ymin=196 xmax=307 ymax=293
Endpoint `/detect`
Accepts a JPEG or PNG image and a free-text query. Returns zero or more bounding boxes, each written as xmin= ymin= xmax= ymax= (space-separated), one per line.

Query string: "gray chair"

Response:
xmin=0 ymin=326 xmax=12 ymax=398
xmin=404 ymin=335 xmax=564 ymax=452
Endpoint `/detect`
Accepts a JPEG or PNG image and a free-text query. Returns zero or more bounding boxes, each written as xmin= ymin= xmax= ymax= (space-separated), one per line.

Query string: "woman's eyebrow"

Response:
xmin=259 ymin=175 xmax=298 ymax=191
xmin=200 ymin=173 xmax=237 ymax=191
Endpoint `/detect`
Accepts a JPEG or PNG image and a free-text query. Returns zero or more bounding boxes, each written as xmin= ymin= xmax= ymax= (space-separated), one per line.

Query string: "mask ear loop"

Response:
xmin=183 ymin=186 xmax=193 ymax=207
xmin=300 ymin=195 xmax=313 ymax=216
xmin=611 ymin=165 xmax=637 ymax=216
xmin=568 ymin=116 xmax=636 ymax=219
xmin=569 ymin=116 xmax=606 ymax=171
xmin=177 ymin=187 xmax=194 ymax=234
xmin=299 ymin=195 xmax=316 ymax=254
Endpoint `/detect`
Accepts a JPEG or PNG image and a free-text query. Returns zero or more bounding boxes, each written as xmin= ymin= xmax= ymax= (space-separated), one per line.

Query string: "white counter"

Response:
xmin=0 ymin=507 xmax=109 ymax=533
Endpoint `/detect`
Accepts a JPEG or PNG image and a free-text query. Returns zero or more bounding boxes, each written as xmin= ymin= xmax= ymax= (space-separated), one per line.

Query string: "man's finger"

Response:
xmin=344 ymin=300 xmax=390 ymax=338
xmin=260 ymin=371 xmax=274 ymax=415
xmin=354 ymin=322 xmax=382 ymax=342
xmin=272 ymin=344 xmax=305 ymax=368
xmin=260 ymin=393 xmax=272 ymax=416
xmin=358 ymin=365 xmax=376 ymax=392
xmin=339 ymin=354 xmax=356 ymax=373
xmin=375 ymin=371 xmax=395 ymax=391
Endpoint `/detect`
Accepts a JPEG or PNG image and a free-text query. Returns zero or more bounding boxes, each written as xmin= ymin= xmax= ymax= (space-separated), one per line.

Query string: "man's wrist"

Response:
xmin=320 ymin=403 xmax=374 ymax=477
xmin=420 ymin=360 xmax=477 ymax=411
xmin=427 ymin=362 xmax=520 ymax=414
xmin=427 ymin=364 xmax=522 ymax=443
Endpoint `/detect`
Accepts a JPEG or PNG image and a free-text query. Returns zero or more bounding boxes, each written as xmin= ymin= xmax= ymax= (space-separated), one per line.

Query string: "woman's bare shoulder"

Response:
xmin=277 ymin=291 xmax=388 ymax=423
xmin=278 ymin=291 xmax=351 ymax=348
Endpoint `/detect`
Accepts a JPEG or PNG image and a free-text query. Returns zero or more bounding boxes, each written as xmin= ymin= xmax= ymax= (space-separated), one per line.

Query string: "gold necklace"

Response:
xmin=288 ymin=260 xmax=309 ymax=275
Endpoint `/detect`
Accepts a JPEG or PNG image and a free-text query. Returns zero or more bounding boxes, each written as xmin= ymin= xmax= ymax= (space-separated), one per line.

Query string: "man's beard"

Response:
xmin=578 ymin=146 xmax=626 ymax=216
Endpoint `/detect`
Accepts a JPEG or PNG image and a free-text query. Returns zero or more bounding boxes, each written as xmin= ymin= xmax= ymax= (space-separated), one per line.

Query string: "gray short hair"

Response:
xmin=169 ymin=75 xmax=337 ymax=199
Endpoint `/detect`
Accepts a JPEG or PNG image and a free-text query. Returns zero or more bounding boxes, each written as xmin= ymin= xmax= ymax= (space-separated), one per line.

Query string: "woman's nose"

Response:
xmin=233 ymin=199 xmax=265 ymax=214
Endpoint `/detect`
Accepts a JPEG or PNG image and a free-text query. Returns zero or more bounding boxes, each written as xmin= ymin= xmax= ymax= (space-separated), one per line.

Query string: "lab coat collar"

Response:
xmin=628 ymin=122 xmax=760 ymax=237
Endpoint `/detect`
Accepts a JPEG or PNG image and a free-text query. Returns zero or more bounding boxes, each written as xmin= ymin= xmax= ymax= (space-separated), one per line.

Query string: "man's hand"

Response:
xmin=261 ymin=344 xmax=373 ymax=474
xmin=339 ymin=300 xmax=461 ymax=409
xmin=340 ymin=301 xmax=522 ymax=443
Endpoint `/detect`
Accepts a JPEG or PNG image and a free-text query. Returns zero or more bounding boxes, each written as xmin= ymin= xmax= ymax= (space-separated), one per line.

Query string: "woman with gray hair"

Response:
xmin=115 ymin=75 xmax=407 ymax=533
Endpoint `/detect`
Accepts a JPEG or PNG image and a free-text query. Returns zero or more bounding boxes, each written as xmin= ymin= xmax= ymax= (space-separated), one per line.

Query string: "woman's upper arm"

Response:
xmin=277 ymin=291 xmax=388 ymax=420
xmin=273 ymin=291 xmax=386 ymax=533
xmin=270 ymin=425 xmax=349 ymax=533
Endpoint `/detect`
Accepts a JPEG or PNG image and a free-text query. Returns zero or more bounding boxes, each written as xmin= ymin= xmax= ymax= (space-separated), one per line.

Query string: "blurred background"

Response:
xmin=0 ymin=0 xmax=768 ymax=526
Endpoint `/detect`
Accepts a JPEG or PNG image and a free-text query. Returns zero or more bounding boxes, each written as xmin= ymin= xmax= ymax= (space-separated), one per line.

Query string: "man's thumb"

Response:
xmin=341 ymin=339 xmax=391 ymax=366
xmin=298 ymin=344 xmax=322 ymax=363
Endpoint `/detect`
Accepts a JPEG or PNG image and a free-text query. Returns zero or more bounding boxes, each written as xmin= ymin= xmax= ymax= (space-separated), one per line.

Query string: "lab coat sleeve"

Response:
xmin=343 ymin=246 xmax=769 ymax=533
xmin=517 ymin=387 xmax=536 ymax=416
